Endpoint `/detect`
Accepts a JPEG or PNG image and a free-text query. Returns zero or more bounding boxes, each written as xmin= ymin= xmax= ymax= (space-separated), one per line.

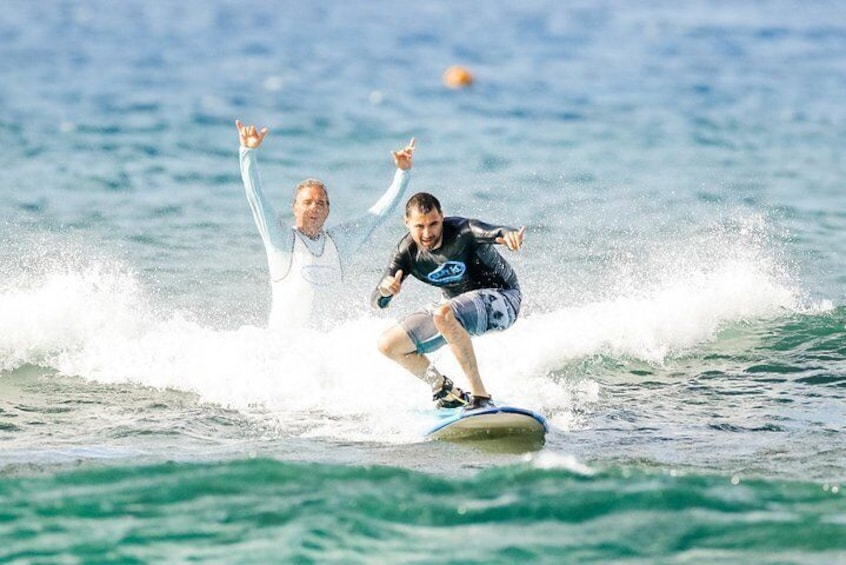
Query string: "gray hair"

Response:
xmin=293 ymin=178 xmax=329 ymax=205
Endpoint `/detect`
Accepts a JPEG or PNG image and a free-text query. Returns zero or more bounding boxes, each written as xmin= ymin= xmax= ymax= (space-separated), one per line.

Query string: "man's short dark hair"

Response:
xmin=405 ymin=192 xmax=442 ymax=217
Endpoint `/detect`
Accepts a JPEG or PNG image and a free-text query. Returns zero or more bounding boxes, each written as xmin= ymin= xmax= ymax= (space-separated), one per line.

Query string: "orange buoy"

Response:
xmin=442 ymin=65 xmax=474 ymax=89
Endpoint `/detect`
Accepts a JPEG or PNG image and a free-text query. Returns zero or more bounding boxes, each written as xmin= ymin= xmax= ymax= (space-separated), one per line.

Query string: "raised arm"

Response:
xmin=237 ymin=120 xmax=268 ymax=149
xmin=236 ymin=120 xmax=295 ymax=281
xmin=330 ymin=138 xmax=415 ymax=256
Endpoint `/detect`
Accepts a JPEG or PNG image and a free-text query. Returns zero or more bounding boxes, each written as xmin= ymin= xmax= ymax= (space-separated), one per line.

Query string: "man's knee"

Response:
xmin=376 ymin=330 xmax=395 ymax=357
xmin=432 ymin=304 xmax=456 ymax=331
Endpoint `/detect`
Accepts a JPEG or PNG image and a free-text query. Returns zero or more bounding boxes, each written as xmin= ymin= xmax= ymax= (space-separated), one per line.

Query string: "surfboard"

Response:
xmin=425 ymin=404 xmax=548 ymax=443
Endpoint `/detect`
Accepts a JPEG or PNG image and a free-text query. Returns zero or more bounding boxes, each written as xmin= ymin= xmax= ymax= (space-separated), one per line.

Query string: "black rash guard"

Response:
xmin=371 ymin=216 xmax=520 ymax=309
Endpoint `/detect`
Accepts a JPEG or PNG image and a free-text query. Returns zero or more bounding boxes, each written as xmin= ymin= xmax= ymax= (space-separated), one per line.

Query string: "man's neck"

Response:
xmin=297 ymin=227 xmax=323 ymax=240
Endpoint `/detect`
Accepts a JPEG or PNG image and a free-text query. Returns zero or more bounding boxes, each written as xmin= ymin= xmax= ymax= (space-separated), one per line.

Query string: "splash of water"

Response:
xmin=0 ymin=213 xmax=807 ymax=443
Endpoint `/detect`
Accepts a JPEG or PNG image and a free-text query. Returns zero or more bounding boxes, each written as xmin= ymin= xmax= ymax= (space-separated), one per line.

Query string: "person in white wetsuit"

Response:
xmin=236 ymin=120 xmax=414 ymax=329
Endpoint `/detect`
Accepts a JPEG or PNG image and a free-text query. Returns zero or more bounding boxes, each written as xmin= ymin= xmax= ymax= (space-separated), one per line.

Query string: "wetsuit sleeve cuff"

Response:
xmin=371 ymin=288 xmax=393 ymax=309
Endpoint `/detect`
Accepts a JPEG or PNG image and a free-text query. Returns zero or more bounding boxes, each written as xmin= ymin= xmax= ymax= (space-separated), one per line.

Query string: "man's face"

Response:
xmin=405 ymin=207 xmax=443 ymax=250
xmin=293 ymin=185 xmax=330 ymax=235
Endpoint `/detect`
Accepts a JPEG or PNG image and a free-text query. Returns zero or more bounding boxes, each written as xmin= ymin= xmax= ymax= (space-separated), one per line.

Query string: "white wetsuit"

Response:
xmin=239 ymin=146 xmax=410 ymax=329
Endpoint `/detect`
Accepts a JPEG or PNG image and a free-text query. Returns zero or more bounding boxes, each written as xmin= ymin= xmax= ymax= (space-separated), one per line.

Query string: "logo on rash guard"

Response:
xmin=427 ymin=261 xmax=466 ymax=284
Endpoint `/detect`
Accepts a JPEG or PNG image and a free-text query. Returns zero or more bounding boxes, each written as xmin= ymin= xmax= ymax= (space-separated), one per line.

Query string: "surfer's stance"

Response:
xmin=237 ymin=120 xmax=414 ymax=329
xmin=371 ymin=192 xmax=526 ymax=409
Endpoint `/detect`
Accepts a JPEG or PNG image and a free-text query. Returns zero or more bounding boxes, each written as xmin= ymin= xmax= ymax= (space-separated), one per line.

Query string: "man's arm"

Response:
xmin=371 ymin=250 xmax=408 ymax=309
xmin=468 ymin=218 xmax=524 ymax=291
xmin=236 ymin=121 xmax=294 ymax=281
xmin=467 ymin=219 xmax=526 ymax=251
xmin=330 ymin=139 xmax=415 ymax=257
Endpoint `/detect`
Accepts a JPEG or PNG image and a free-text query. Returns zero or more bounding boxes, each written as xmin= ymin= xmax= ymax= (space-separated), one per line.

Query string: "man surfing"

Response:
xmin=371 ymin=192 xmax=526 ymax=410
xmin=237 ymin=120 xmax=414 ymax=329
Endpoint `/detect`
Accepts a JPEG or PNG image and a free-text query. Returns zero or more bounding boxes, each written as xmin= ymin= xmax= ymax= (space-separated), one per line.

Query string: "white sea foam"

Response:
xmin=523 ymin=451 xmax=596 ymax=476
xmin=0 ymin=223 xmax=804 ymax=444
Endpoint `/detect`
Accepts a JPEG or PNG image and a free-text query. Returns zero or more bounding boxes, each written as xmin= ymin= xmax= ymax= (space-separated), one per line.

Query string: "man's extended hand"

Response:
xmin=236 ymin=120 xmax=269 ymax=149
xmin=496 ymin=227 xmax=526 ymax=251
xmin=391 ymin=138 xmax=416 ymax=171
xmin=378 ymin=269 xmax=404 ymax=297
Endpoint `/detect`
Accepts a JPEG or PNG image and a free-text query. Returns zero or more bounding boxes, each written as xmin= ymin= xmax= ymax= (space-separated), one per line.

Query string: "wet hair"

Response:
xmin=293 ymin=178 xmax=329 ymax=205
xmin=405 ymin=192 xmax=442 ymax=217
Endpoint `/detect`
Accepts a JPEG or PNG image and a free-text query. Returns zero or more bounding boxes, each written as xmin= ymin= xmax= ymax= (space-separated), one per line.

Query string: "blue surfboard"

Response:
xmin=425 ymin=404 xmax=548 ymax=442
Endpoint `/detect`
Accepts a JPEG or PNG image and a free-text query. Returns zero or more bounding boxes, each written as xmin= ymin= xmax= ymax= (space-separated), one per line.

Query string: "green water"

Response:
xmin=2 ymin=459 xmax=844 ymax=563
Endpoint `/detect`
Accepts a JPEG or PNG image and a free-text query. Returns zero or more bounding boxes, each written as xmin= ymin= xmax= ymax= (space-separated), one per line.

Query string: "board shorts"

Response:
xmin=400 ymin=288 xmax=522 ymax=354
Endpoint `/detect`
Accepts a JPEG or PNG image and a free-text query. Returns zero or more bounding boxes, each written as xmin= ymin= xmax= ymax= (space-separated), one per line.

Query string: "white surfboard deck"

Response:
xmin=425 ymin=405 xmax=548 ymax=442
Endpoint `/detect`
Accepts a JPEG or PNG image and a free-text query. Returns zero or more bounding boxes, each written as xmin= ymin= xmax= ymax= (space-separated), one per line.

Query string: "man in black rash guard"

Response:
xmin=371 ymin=192 xmax=526 ymax=410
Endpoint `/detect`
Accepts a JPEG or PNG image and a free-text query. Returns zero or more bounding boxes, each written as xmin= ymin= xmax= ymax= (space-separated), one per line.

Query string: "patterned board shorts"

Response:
xmin=400 ymin=288 xmax=522 ymax=354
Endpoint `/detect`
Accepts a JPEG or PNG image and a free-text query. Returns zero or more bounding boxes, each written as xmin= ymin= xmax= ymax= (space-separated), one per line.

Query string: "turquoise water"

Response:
xmin=3 ymin=459 xmax=844 ymax=563
xmin=2 ymin=1 xmax=846 ymax=562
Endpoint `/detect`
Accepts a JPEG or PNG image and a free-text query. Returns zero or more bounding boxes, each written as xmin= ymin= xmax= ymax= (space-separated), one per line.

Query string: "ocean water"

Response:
xmin=2 ymin=0 xmax=846 ymax=562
